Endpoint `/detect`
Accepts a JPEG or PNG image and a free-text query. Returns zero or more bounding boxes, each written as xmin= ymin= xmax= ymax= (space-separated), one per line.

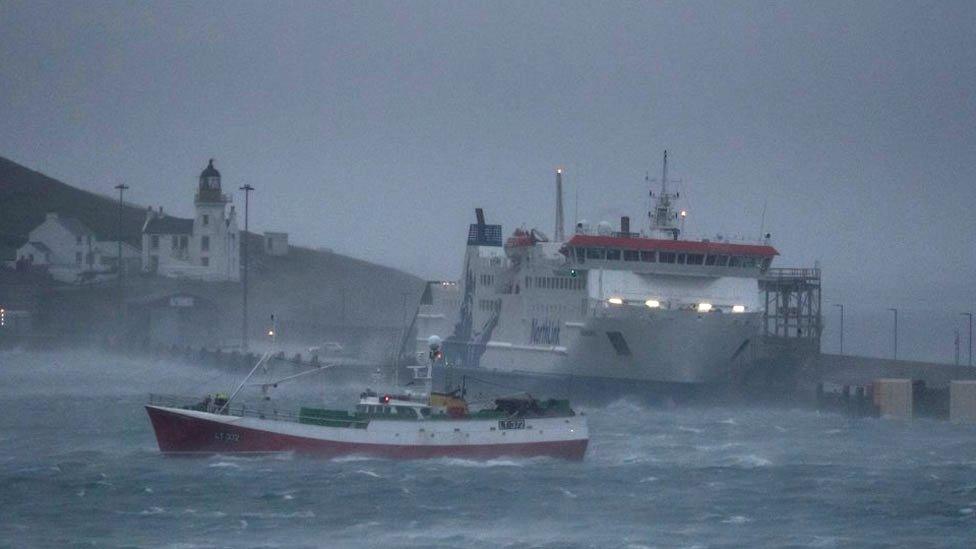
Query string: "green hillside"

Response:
xmin=0 ymin=157 xmax=149 ymax=257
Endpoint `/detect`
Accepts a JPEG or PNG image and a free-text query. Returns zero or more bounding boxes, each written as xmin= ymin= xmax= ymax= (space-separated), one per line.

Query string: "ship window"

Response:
xmin=687 ymin=254 xmax=705 ymax=265
xmin=716 ymin=255 xmax=729 ymax=266
xmin=705 ymin=255 xmax=717 ymax=266
xmin=606 ymin=249 xmax=621 ymax=261
xmin=606 ymin=331 xmax=632 ymax=356
xmin=640 ymin=251 xmax=656 ymax=262
xmin=729 ymin=256 xmax=742 ymax=267
xmin=575 ymin=248 xmax=585 ymax=261
xmin=659 ymin=252 xmax=676 ymax=263
xmin=741 ymin=257 xmax=758 ymax=268
xmin=420 ymin=408 xmax=431 ymax=417
xmin=586 ymin=248 xmax=604 ymax=260
xmin=623 ymin=250 xmax=639 ymax=261
xmin=677 ymin=253 xmax=686 ymax=264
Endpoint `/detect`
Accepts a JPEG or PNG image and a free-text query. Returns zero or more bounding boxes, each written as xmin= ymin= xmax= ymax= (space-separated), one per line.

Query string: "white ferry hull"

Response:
xmin=448 ymin=310 xmax=759 ymax=387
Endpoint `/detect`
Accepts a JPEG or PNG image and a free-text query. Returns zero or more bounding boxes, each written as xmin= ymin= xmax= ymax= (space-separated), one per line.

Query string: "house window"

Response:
xmin=203 ymin=215 xmax=209 ymax=226
xmin=201 ymin=257 xmax=210 ymax=267
xmin=201 ymin=236 xmax=210 ymax=251
xmin=151 ymin=235 xmax=159 ymax=249
xmin=75 ymin=252 xmax=82 ymax=264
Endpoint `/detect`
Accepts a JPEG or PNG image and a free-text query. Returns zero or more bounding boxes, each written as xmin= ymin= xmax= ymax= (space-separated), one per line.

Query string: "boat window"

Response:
xmin=659 ymin=252 xmax=676 ymax=263
xmin=677 ymin=253 xmax=686 ymax=264
xmin=705 ymin=255 xmax=717 ymax=266
xmin=356 ymin=404 xmax=367 ymax=413
xmin=729 ymin=256 xmax=742 ymax=267
xmin=420 ymin=408 xmax=431 ymax=417
xmin=383 ymin=406 xmax=392 ymax=415
xmin=687 ymin=254 xmax=705 ymax=265
xmin=575 ymin=248 xmax=585 ymax=262
xmin=716 ymin=255 xmax=729 ymax=266
xmin=606 ymin=249 xmax=621 ymax=261
xmin=741 ymin=257 xmax=758 ymax=268
xmin=586 ymin=248 xmax=605 ymax=260
xmin=640 ymin=251 xmax=656 ymax=262
xmin=623 ymin=250 xmax=639 ymax=262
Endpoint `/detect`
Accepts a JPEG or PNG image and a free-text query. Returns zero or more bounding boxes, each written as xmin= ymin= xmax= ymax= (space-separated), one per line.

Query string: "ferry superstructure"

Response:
xmin=434 ymin=152 xmax=778 ymax=393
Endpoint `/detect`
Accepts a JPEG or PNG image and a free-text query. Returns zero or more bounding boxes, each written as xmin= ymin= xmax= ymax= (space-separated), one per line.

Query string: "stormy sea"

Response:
xmin=2 ymin=350 xmax=975 ymax=548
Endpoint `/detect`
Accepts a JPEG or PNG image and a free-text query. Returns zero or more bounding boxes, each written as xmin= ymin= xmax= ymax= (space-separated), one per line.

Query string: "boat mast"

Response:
xmin=648 ymin=150 xmax=681 ymax=240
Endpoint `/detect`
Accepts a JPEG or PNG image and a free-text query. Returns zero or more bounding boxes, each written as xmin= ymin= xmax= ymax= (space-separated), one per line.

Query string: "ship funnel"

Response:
xmin=620 ymin=216 xmax=630 ymax=234
xmin=475 ymin=208 xmax=485 ymax=225
xmin=554 ymin=168 xmax=565 ymax=242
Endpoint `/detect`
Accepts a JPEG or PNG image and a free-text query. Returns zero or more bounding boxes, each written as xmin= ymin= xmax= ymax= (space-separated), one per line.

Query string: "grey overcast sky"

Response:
xmin=2 ymin=1 xmax=975 ymax=357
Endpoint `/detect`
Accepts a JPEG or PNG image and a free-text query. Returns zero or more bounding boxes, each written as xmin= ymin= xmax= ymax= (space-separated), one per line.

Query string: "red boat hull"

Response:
xmin=146 ymin=406 xmax=588 ymax=461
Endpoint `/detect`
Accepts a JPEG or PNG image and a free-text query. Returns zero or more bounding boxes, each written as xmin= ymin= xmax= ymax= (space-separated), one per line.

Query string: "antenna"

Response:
xmin=554 ymin=168 xmax=565 ymax=242
xmin=758 ymin=199 xmax=768 ymax=241
xmin=647 ymin=150 xmax=682 ymax=237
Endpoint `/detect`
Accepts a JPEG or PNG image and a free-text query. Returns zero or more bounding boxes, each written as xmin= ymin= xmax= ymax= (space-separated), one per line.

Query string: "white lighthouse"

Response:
xmin=142 ymin=159 xmax=240 ymax=282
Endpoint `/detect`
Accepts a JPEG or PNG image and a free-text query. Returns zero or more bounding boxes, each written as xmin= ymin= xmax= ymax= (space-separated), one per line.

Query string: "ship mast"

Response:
xmin=648 ymin=150 xmax=681 ymax=240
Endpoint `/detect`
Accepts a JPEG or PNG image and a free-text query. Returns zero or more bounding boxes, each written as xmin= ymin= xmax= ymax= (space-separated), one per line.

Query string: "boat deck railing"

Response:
xmin=147 ymin=393 xmax=369 ymax=426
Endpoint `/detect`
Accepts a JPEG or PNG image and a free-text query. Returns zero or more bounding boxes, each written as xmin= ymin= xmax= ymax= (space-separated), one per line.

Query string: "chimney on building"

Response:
xmin=554 ymin=168 xmax=565 ymax=242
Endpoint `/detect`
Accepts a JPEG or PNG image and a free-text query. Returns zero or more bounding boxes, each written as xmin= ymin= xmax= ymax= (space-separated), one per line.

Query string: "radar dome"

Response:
xmin=597 ymin=221 xmax=613 ymax=235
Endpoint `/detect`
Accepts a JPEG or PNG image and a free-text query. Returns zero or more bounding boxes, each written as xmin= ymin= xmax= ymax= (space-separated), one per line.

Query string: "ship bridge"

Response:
xmin=562 ymin=234 xmax=777 ymax=278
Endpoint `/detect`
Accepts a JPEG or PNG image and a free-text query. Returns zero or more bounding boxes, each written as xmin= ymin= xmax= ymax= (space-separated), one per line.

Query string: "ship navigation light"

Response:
xmin=680 ymin=210 xmax=687 ymax=217
xmin=732 ymin=305 xmax=746 ymax=313
xmin=569 ymin=269 xmax=579 ymax=278
xmin=645 ymin=299 xmax=661 ymax=309
xmin=696 ymin=303 xmax=713 ymax=313
xmin=607 ymin=297 xmax=624 ymax=305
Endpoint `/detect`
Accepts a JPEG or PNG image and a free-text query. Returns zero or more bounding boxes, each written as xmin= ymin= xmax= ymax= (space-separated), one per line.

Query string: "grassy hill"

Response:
xmin=0 ymin=155 xmax=426 ymax=347
xmin=0 ymin=157 xmax=150 ymax=257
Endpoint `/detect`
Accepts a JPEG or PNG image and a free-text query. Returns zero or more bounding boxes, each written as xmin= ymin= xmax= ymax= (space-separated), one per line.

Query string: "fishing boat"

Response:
xmin=145 ymin=336 xmax=588 ymax=460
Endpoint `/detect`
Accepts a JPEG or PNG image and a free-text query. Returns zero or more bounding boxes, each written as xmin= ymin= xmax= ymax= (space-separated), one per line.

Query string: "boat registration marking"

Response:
xmin=498 ymin=419 xmax=525 ymax=430
xmin=214 ymin=432 xmax=240 ymax=443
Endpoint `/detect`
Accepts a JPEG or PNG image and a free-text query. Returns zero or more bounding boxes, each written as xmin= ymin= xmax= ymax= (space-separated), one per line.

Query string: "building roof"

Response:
xmin=55 ymin=216 xmax=95 ymax=237
xmin=144 ymin=216 xmax=194 ymax=235
xmin=27 ymin=241 xmax=52 ymax=253
xmin=200 ymin=158 xmax=220 ymax=180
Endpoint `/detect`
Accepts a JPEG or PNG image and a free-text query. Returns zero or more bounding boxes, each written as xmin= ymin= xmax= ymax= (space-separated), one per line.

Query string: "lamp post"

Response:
xmin=887 ymin=308 xmax=898 ymax=360
xmin=962 ymin=312 xmax=973 ymax=367
xmin=114 ymin=183 xmax=129 ymax=327
xmin=833 ymin=303 xmax=844 ymax=355
xmin=240 ymin=184 xmax=254 ymax=350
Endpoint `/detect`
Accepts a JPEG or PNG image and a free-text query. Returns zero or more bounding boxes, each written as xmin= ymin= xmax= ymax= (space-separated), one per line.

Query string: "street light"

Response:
xmin=114 ymin=182 xmax=129 ymax=326
xmin=887 ymin=308 xmax=898 ymax=360
xmin=240 ymin=184 xmax=254 ymax=350
xmin=833 ymin=303 xmax=844 ymax=355
xmin=962 ymin=312 xmax=973 ymax=367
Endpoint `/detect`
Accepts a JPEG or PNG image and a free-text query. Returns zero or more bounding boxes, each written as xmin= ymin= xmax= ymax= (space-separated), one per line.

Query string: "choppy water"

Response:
xmin=2 ymin=350 xmax=976 ymax=548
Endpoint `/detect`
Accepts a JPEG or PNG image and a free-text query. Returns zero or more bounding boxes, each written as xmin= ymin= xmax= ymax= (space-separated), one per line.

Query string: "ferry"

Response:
xmin=424 ymin=152 xmax=778 ymax=399
xmin=145 ymin=337 xmax=588 ymax=460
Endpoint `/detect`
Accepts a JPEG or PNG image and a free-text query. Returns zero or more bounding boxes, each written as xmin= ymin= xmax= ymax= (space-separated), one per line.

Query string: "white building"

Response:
xmin=142 ymin=159 xmax=240 ymax=282
xmin=15 ymin=213 xmax=106 ymax=283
